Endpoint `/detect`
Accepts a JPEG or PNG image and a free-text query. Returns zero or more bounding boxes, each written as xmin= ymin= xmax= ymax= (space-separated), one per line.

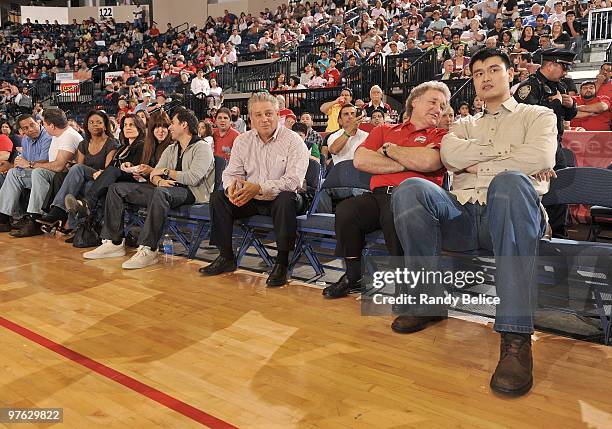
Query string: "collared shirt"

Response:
xmin=222 ymin=125 xmax=309 ymax=200
xmin=358 ymin=121 xmax=447 ymax=190
xmin=304 ymin=127 xmax=323 ymax=151
xmin=441 ymin=97 xmax=557 ymax=205
xmin=21 ymin=126 xmax=52 ymax=163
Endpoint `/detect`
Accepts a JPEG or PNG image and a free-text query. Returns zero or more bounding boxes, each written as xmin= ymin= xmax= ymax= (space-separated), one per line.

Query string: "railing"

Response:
xmin=384 ymin=52 xmax=428 ymax=94
xmin=447 ymin=78 xmax=476 ymax=113
xmin=203 ymin=63 xmax=237 ymax=92
xmin=236 ymin=55 xmax=292 ymax=93
xmin=587 ymin=7 xmax=612 ymax=43
xmin=343 ymin=53 xmax=385 ymax=101
xmin=29 ymin=77 xmax=54 ymax=104
xmin=296 ymin=42 xmax=335 ymax=75
xmin=607 ymin=41 xmax=612 ymax=62
xmin=237 ymin=51 xmax=270 ymax=62
xmin=397 ymin=49 xmax=445 ymax=100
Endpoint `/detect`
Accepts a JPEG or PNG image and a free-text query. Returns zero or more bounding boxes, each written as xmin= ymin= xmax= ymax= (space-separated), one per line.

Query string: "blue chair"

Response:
xmin=540 ymin=167 xmax=612 ymax=344
xmin=235 ymin=159 xmax=323 ymax=269
xmin=291 ymin=160 xmax=379 ymax=279
xmin=589 ymin=163 xmax=612 ymax=242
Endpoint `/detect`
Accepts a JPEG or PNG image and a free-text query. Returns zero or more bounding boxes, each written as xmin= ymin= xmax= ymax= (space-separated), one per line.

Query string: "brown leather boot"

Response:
xmin=490 ymin=333 xmax=533 ymax=397
xmin=391 ymin=315 xmax=447 ymax=334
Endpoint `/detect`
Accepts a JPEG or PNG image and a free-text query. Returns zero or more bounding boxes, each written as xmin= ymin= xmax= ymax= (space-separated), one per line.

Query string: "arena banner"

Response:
xmin=58 ymin=80 xmax=80 ymax=103
xmin=561 ymin=131 xmax=612 ymax=223
xmin=55 ymin=72 xmax=74 ymax=82
xmin=562 ymin=131 xmax=612 ymax=168
xmin=104 ymin=71 xmax=123 ymax=85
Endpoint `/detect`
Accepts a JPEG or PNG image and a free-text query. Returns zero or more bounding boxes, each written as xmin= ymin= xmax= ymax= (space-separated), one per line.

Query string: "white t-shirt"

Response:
xmin=48 ymin=127 xmax=82 ymax=162
xmin=327 ymin=128 xmax=369 ymax=164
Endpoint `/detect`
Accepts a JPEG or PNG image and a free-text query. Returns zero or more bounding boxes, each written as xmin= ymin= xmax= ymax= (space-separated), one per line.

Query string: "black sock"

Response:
xmin=345 ymin=258 xmax=362 ymax=284
xmin=112 ymin=239 xmax=123 ymax=245
xmin=220 ymin=247 xmax=234 ymax=260
xmin=0 ymin=213 xmax=9 ymax=224
xmin=276 ymin=251 xmax=289 ymax=266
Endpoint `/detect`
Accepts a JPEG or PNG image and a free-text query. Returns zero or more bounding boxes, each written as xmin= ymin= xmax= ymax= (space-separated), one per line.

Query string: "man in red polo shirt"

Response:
xmin=323 ymin=81 xmax=450 ymax=298
xmin=213 ymin=107 xmax=240 ymax=160
xmin=571 ymin=80 xmax=612 ymax=131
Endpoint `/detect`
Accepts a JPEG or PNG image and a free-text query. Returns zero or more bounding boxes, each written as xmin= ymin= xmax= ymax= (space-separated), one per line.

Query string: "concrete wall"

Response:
xmin=20 ymin=5 xmax=144 ymax=24
xmin=152 ymin=0 xmax=288 ymax=28
xmin=151 ymin=0 xmax=207 ymax=28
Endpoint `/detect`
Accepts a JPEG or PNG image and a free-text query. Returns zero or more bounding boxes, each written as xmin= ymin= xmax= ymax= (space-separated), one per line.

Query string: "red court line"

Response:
xmin=0 ymin=316 xmax=238 ymax=429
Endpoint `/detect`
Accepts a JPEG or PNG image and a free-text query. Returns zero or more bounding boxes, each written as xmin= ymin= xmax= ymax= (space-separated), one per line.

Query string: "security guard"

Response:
xmin=514 ymin=48 xmax=577 ymax=238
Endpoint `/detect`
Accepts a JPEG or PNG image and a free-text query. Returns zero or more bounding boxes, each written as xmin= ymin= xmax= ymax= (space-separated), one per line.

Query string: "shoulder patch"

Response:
xmin=518 ymin=85 xmax=531 ymax=100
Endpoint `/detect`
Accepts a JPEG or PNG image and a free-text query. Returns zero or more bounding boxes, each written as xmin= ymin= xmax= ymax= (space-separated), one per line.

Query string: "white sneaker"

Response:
xmin=122 ymin=245 xmax=159 ymax=270
xmin=83 ymin=239 xmax=126 ymax=259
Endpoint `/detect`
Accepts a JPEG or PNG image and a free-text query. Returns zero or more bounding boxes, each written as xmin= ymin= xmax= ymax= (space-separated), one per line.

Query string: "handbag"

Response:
xmin=72 ymin=216 xmax=102 ymax=248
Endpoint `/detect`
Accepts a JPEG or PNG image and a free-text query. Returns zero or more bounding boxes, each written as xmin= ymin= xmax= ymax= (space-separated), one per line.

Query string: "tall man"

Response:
xmin=83 ymin=108 xmax=214 ymax=269
xmin=201 ymin=92 xmax=309 ymax=287
xmin=0 ymin=109 xmax=80 ymax=236
xmin=514 ymin=48 xmax=576 ymax=238
xmin=392 ymin=49 xmax=557 ymax=397
xmin=322 ymin=81 xmax=449 ymax=298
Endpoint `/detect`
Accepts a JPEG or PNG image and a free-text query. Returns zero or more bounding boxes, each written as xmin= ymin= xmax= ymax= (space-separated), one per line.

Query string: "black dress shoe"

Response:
xmin=391 ymin=315 xmax=447 ymax=334
xmin=322 ymin=274 xmax=362 ymax=299
xmin=266 ymin=263 xmax=288 ymax=287
xmin=10 ymin=217 xmax=28 ymax=229
xmin=38 ymin=207 xmax=68 ymax=227
xmin=10 ymin=220 xmax=43 ymax=238
xmin=199 ymin=255 xmax=237 ymax=275
xmin=0 ymin=223 xmax=11 ymax=232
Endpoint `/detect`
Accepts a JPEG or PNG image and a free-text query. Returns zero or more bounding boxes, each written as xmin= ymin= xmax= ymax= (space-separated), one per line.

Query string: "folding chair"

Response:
xmin=541 ymin=167 xmax=612 ymax=345
xmin=291 ymin=160 xmax=379 ymax=280
xmin=589 ymin=163 xmax=612 ymax=242
xmin=235 ymin=159 xmax=322 ymax=269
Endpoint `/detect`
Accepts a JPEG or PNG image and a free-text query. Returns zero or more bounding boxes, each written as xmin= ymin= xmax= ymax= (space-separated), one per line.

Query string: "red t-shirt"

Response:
xmin=358 ymin=122 xmax=447 ymax=190
xmin=597 ymin=81 xmax=612 ymax=101
xmin=570 ymin=95 xmax=612 ymax=131
xmin=0 ymin=135 xmax=13 ymax=152
xmin=149 ymin=28 xmax=160 ymax=37
xmin=213 ymin=127 xmax=240 ymax=160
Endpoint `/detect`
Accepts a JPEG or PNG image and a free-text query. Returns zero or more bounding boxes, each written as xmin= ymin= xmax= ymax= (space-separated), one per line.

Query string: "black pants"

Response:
xmin=209 ymin=190 xmax=299 ymax=253
xmin=334 ymin=191 xmax=403 ymax=257
xmin=545 ymin=141 xmax=569 ymax=238
xmin=84 ymin=166 xmax=136 ymax=209
xmin=101 ymin=182 xmax=194 ymax=249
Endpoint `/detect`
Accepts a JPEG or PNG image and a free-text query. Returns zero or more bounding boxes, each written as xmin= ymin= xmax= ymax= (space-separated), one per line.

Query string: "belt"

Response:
xmin=373 ymin=186 xmax=395 ymax=194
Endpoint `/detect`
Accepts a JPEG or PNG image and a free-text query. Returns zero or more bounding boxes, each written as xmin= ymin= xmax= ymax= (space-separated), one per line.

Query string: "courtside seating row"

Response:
xmin=126 ymin=159 xmax=612 ymax=345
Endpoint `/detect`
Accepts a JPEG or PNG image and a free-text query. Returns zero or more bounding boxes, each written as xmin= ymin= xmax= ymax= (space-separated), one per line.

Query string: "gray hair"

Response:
xmin=405 ymin=81 xmax=451 ymax=117
xmin=247 ymin=92 xmax=280 ymax=113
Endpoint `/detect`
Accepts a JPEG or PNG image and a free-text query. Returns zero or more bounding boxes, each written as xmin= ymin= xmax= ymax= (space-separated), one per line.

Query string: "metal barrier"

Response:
xmin=271 ymin=86 xmax=344 ymax=125
xmin=296 ymin=42 xmax=335 ymax=74
xmin=30 ymin=77 xmax=54 ymax=104
xmin=343 ymin=54 xmax=385 ymax=101
xmin=236 ymin=55 xmax=292 ymax=93
xmin=52 ymin=80 xmax=95 ymax=120
xmin=203 ymin=63 xmax=237 ymax=92
xmin=398 ymin=49 xmax=449 ymax=101
xmin=607 ymin=41 xmax=612 ymax=62
xmin=446 ymin=78 xmax=476 ymax=113
xmin=587 ymin=7 xmax=612 ymax=43
xmin=385 ymin=52 xmax=429 ymax=94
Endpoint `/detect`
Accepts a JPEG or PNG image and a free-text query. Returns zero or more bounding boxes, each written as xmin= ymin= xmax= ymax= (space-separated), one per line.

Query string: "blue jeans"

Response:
xmin=0 ymin=167 xmax=55 ymax=216
xmin=391 ymin=172 xmax=546 ymax=334
xmin=52 ymin=164 xmax=96 ymax=211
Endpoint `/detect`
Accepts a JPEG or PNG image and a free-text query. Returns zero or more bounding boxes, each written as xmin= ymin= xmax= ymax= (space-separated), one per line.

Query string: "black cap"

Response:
xmin=541 ymin=48 xmax=576 ymax=66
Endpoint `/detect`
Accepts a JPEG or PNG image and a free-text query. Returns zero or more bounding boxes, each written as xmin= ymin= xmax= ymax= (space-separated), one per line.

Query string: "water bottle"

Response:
xmin=162 ymin=234 xmax=174 ymax=263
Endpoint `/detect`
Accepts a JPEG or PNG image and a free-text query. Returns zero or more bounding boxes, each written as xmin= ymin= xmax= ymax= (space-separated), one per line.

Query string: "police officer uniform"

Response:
xmin=514 ymin=48 xmax=577 ymax=238
xmin=514 ymin=48 xmax=577 ymax=169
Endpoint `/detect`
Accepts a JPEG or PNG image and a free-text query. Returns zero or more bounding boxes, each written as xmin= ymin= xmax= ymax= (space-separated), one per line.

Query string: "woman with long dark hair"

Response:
xmin=39 ymin=110 xmax=117 ymax=228
xmin=64 ymin=113 xmax=151 ymax=218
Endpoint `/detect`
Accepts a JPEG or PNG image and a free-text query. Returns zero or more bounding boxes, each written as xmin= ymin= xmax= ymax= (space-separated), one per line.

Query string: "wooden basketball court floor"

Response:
xmin=1 ymin=234 xmax=612 ymax=429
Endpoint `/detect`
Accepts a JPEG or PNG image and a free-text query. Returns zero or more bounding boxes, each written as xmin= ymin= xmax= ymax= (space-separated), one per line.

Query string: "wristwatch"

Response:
xmin=29 ymin=161 xmax=34 ymax=168
xmin=162 ymin=168 xmax=170 ymax=177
